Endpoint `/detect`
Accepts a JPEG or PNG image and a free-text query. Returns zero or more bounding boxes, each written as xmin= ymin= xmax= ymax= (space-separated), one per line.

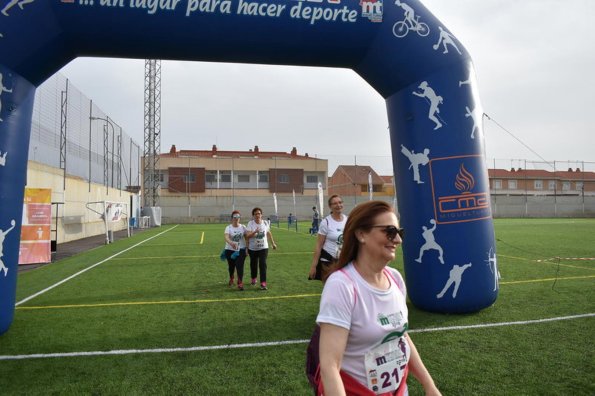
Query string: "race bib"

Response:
xmin=255 ymin=229 xmax=265 ymax=249
xmin=364 ymin=337 xmax=410 ymax=394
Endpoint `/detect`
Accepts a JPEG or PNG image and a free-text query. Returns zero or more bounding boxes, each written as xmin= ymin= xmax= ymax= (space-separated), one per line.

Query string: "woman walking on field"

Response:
xmin=308 ymin=194 xmax=348 ymax=281
xmin=315 ymin=200 xmax=441 ymax=395
xmin=246 ymin=207 xmax=277 ymax=290
xmin=223 ymin=210 xmax=247 ymax=291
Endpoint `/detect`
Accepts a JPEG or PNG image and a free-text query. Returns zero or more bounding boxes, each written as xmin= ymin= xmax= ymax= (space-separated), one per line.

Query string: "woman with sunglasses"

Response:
xmin=245 ymin=207 xmax=277 ymax=290
xmin=308 ymin=194 xmax=348 ymax=281
xmin=223 ymin=210 xmax=248 ymax=291
xmin=315 ymin=201 xmax=441 ymax=396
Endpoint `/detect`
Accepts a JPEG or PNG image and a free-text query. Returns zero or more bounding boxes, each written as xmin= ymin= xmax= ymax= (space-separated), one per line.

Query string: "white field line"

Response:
xmin=1 ymin=312 xmax=592 ymax=361
xmin=15 ymin=226 xmax=178 ymax=306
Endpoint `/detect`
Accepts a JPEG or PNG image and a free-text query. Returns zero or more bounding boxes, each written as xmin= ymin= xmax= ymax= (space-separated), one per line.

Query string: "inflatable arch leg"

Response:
xmin=387 ymin=63 xmax=498 ymax=313
xmin=0 ymin=68 xmax=35 ymax=333
xmin=0 ymin=0 xmax=498 ymax=334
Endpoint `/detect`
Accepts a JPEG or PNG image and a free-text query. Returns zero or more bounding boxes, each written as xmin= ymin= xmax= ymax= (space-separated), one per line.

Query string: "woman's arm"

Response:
xmin=309 ymin=233 xmax=326 ymax=279
xmin=224 ymin=233 xmax=237 ymax=250
xmin=266 ymin=230 xmax=277 ymax=249
xmin=405 ymin=334 xmax=441 ymax=396
xmin=319 ymin=323 xmax=349 ymax=396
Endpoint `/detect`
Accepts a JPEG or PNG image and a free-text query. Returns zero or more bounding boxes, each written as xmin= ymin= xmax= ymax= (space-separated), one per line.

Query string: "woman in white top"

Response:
xmin=224 ymin=210 xmax=247 ymax=291
xmin=245 ymin=207 xmax=277 ymax=290
xmin=308 ymin=194 xmax=348 ymax=281
xmin=316 ymin=200 xmax=441 ymax=396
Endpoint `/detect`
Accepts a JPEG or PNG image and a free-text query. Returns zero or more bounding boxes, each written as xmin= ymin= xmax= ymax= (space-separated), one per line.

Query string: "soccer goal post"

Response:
xmin=86 ymin=201 xmax=130 ymax=244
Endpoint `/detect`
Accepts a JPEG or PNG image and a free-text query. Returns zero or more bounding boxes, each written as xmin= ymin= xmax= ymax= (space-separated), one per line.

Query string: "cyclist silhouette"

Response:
xmin=393 ymin=0 xmax=429 ymax=38
xmin=395 ymin=0 xmax=415 ymax=24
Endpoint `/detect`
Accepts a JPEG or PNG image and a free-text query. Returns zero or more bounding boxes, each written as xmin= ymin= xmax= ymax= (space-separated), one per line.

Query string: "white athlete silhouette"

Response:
xmin=412 ymin=81 xmax=444 ymax=130
xmin=437 ymin=262 xmax=472 ymax=299
xmin=401 ymin=144 xmax=429 ymax=184
xmin=0 ymin=150 xmax=7 ymax=166
xmin=465 ymin=105 xmax=482 ymax=139
xmin=486 ymin=247 xmax=500 ymax=292
xmin=433 ymin=26 xmax=462 ymax=55
xmin=395 ymin=0 xmax=415 ymax=26
xmin=1 ymin=0 xmax=35 ymax=16
xmin=0 ymin=72 xmax=13 ymax=122
xmin=0 ymin=219 xmax=16 ymax=277
xmin=415 ymin=219 xmax=444 ymax=264
xmin=392 ymin=0 xmax=429 ymax=38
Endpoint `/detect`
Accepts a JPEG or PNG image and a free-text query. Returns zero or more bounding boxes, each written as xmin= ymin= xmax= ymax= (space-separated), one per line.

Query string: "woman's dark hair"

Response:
xmin=323 ymin=200 xmax=394 ymax=281
xmin=230 ymin=210 xmax=241 ymax=219
xmin=252 ymin=207 xmax=263 ymax=216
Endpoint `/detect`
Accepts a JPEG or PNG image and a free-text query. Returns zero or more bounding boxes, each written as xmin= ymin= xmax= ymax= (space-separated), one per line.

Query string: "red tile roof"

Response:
xmin=488 ymin=168 xmax=595 ymax=180
xmin=333 ymin=165 xmax=385 ymax=184
xmin=161 ymin=145 xmax=317 ymax=160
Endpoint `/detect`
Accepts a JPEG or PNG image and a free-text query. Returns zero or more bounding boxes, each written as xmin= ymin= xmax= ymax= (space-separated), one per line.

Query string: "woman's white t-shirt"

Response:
xmin=224 ymin=224 xmax=246 ymax=250
xmin=316 ymin=263 xmax=409 ymax=391
xmin=319 ymin=214 xmax=348 ymax=259
xmin=246 ymin=220 xmax=271 ymax=251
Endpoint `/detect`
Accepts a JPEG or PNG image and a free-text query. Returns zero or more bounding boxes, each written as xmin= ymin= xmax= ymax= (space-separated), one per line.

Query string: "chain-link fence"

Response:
xmin=29 ymin=73 xmax=142 ymax=190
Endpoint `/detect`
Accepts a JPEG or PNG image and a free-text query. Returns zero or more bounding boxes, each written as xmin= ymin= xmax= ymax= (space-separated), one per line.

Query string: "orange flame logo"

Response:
xmin=455 ymin=164 xmax=475 ymax=193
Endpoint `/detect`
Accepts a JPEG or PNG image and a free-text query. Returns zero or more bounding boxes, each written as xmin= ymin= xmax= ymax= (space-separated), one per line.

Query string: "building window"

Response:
xmin=237 ymin=174 xmax=250 ymax=183
xmin=562 ymin=181 xmax=570 ymax=191
xmin=206 ymin=172 xmax=217 ymax=183
xmin=306 ymin=175 xmax=318 ymax=184
xmin=548 ymin=180 xmax=556 ymax=190
xmin=508 ymin=180 xmax=517 ymax=189
xmin=534 ymin=180 xmax=543 ymax=190
xmin=182 ymin=174 xmax=195 ymax=183
xmin=576 ymin=182 xmax=583 ymax=191
xmin=279 ymin=174 xmax=289 ymax=184
xmin=494 ymin=180 xmax=502 ymax=189
xmin=220 ymin=172 xmax=231 ymax=183
xmin=258 ymin=172 xmax=269 ymax=183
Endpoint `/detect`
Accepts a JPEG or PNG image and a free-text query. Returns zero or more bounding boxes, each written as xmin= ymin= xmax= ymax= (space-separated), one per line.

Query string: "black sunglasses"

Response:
xmin=371 ymin=225 xmax=405 ymax=241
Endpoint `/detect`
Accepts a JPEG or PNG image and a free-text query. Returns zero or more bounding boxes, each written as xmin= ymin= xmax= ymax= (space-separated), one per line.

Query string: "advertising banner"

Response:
xmin=19 ymin=188 xmax=52 ymax=265
xmin=106 ymin=203 xmax=124 ymax=222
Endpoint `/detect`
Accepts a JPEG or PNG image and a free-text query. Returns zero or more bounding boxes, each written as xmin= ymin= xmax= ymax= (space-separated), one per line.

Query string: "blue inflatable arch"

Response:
xmin=0 ymin=0 xmax=498 ymax=333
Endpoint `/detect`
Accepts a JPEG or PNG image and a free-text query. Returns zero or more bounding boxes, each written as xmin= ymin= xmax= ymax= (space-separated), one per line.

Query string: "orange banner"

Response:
xmin=19 ymin=188 xmax=52 ymax=265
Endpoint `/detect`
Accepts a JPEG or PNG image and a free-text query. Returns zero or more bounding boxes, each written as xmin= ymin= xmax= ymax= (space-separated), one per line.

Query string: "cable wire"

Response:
xmin=483 ymin=113 xmax=555 ymax=169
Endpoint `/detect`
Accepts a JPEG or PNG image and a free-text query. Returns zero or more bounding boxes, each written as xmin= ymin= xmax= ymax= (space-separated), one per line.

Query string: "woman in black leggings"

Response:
xmin=245 ymin=207 xmax=277 ymax=290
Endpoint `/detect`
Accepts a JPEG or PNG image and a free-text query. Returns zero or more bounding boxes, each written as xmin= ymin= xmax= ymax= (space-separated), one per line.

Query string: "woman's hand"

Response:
xmin=308 ymin=265 xmax=317 ymax=280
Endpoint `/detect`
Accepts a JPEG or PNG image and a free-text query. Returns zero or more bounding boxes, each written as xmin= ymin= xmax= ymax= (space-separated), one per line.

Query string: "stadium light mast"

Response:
xmin=143 ymin=59 xmax=161 ymax=208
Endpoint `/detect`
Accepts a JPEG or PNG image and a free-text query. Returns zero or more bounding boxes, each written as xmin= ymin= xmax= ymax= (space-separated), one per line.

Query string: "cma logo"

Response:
xmin=430 ymin=157 xmax=491 ymax=224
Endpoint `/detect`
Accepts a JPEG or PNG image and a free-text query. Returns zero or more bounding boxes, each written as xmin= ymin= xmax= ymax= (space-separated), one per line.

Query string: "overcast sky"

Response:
xmin=57 ymin=0 xmax=595 ymax=175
